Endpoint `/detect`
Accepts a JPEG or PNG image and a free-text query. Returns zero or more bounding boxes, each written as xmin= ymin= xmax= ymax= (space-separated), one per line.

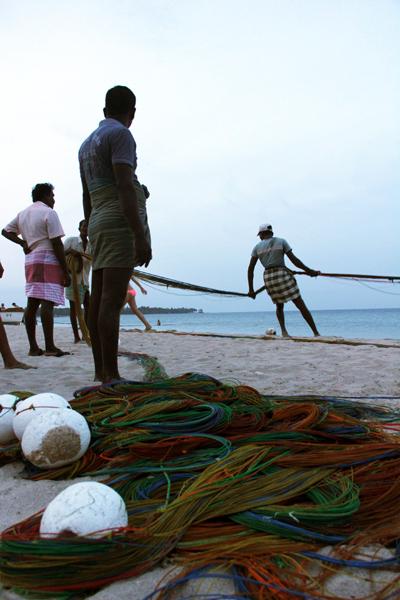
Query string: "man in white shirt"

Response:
xmin=64 ymin=219 xmax=91 ymax=342
xmin=2 ymin=183 xmax=71 ymax=356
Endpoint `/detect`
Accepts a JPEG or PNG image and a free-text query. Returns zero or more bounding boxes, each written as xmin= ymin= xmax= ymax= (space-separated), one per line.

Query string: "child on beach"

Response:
xmin=125 ymin=277 xmax=152 ymax=331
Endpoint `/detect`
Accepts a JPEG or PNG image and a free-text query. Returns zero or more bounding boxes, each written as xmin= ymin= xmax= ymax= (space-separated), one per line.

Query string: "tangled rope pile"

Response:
xmin=1 ymin=362 xmax=400 ymax=598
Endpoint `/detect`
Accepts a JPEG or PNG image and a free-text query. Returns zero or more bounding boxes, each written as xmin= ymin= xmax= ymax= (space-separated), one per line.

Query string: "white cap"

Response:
xmin=258 ymin=223 xmax=273 ymax=235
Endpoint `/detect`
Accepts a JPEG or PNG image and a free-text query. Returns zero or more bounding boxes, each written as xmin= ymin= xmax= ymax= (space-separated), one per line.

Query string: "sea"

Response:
xmin=55 ymin=308 xmax=400 ymax=340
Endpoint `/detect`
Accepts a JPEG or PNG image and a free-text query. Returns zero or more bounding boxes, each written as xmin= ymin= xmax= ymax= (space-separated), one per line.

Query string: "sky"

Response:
xmin=0 ymin=0 xmax=399 ymax=312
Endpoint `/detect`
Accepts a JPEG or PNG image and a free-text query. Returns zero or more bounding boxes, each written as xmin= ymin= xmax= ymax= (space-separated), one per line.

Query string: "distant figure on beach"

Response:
xmin=125 ymin=277 xmax=152 ymax=331
xmin=2 ymin=183 xmax=71 ymax=357
xmin=0 ymin=261 xmax=35 ymax=369
xmin=79 ymin=85 xmax=152 ymax=382
xmin=157 ymin=319 xmax=161 ymax=326
xmin=247 ymin=223 xmax=320 ymax=337
xmin=0 ymin=303 xmax=5 ymax=312
xmin=64 ymin=220 xmax=91 ymax=343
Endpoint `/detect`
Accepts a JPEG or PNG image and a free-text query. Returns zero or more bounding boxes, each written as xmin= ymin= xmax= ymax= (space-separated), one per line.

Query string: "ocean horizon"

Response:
xmin=55 ymin=307 xmax=400 ymax=340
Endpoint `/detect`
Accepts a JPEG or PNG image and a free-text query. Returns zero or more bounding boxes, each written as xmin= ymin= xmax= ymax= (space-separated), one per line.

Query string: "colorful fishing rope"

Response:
xmin=1 ymin=363 xmax=400 ymax=599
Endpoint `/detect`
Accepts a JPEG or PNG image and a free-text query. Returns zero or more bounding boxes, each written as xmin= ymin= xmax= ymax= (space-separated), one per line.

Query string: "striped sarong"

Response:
xmin=89 ymin=182 xmax=151 ymax=271
xmin=263 ymin=267 xmax=300 ymax=304
xmin=25 ymin=248 xmax=65 ymax=305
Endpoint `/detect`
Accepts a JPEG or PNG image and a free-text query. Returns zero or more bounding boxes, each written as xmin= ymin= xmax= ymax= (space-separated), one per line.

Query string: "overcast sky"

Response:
xmin=0 ymin=0 xmax=399 ymax=312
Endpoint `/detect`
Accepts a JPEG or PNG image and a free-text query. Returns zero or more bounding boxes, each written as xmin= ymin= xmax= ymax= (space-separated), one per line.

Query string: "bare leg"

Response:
xmin=97 ymin=267 xmax=132 ymax=382
xmin=24 ymin=297 xmax=42 ymax=355
xmin=0 ymin=317 xmax=35 ymax=369
xmin=40 ymin=300 xmax=68 ymax=353
xmin=292 ymin=296 xmax=320 ymax=336
xmin=276 ymin=303 xmax=289 ymax=337
xmin=126 ymin=294 xmax=152 ymax=330
xmin=69 ymin=300 xmax=81 ymax=342
xmin=83 ymin=291 xmax=90 ymax=327
xmin=88 ymin=270 xmax=104 ymax=381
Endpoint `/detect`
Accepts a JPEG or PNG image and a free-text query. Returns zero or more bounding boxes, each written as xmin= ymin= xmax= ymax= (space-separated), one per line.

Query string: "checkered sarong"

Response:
xmin=263 ymin=267 xmax=300 ymax=304
xmin=25 ymin=248 xmax=65 ymax=305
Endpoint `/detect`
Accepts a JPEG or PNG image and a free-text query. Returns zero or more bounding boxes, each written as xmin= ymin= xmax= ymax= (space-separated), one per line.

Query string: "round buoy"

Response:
xmin=40 ymin=481 xmax=128 ymax=538
xmin=0 ymin=394 xmax=19 ymax=444
xmin=13 ymin=393 xmax=70 ymax=440
xmin=21 ymin=408 xmax=90 ymax=469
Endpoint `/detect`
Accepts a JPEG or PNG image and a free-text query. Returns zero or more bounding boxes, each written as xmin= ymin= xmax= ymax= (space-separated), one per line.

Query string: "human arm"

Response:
xmin=80 ymin=173 xmax=92 ymax=224
xmin=112 ymin=163 xmax=152 ymax=267
xmin=286 ymin=250 xmax=320 ymax=276
xmin=247 ymin=256 xmax=258 ymax=298
xmin=50 ymin=237 xmax=71 ymax=287
xmin=130 ymin=275 xmax=147 ymax=294
xmin=1 ymin=229 xmax=29 ymax=254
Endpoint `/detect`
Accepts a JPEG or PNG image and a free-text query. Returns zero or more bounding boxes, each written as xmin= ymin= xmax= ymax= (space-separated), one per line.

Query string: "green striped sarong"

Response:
xmin=88 ymin=183 xmax=150 ymax=271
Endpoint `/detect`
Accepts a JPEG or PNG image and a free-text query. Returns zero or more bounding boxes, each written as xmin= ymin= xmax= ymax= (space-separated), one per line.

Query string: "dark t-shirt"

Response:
xmin=79 ymin=118 xmax=138 ymax=193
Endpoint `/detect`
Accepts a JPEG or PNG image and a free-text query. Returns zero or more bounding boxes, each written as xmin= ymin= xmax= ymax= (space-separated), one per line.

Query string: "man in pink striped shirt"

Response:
xmin=2 ymin=183 xmax=71 ymax=357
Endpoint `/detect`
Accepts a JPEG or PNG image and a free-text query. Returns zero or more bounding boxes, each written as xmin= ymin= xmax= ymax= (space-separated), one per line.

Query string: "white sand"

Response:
xmin=1 ymin=325 xmax=400 ymax=599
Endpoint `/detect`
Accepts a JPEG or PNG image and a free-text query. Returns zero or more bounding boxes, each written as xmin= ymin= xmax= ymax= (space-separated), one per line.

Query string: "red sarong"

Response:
xmin=25 ymin=248 xmax=65 ymax=305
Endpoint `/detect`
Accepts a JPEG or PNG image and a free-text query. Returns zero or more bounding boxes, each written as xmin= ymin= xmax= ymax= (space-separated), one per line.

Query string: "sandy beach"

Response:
xmin=1 ymin=325 xmax=400 ymax=599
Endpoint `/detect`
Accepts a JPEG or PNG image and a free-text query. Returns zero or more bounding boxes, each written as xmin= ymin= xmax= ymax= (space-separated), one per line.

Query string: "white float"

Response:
xmin=40 ymin=481 xmax=128 ymax=538
xmin=0 ymin=394 xmax=19 ymax=444
xmin=21 ymin=408 xmax=90 ymax=469
xmin=13 ymin=393 xmax=70 ymax=440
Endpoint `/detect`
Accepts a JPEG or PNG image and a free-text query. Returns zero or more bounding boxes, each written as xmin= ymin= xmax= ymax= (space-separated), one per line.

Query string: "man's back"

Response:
xmin=252 ymin=237 xmax=292 ymax=269
xmin=6 ymin=202 xmax=63 ymax=251
xmin=79 ymin=118 xmax=137 ymax=193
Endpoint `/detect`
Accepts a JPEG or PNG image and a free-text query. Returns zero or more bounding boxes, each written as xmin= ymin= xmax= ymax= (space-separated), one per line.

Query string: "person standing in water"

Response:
xmin=248 ymin=223 xmax=320 ymax=337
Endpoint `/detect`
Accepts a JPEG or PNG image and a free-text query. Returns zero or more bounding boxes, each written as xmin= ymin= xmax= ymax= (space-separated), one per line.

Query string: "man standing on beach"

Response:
xmin=247 ymin=223 xmax=320 ymax=337
xmin=64 ymin=219 xmax=91 ymax=343
xmin=79 ymin=85 xmax=152 ymax=382
xmin=2 ymin=184 xmax=71 ymax=356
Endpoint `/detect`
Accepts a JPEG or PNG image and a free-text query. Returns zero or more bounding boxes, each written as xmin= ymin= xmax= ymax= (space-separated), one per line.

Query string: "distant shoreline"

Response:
xmin=54 ymin=306 xmax=202 ymax=316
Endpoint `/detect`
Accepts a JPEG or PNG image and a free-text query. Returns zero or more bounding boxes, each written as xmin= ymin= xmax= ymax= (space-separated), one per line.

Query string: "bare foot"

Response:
xmin=102 ymin=372 xmax=122 ymax=384
xmin=5 ymin=361 xmax=37 ymax=370
xmin=74 ymin=338 xmax=81 ymax=344
xmin=44 ymin=348 xmax=71 ymax=357
xmin=28 ymin=348 xmax=44 ymax=356
xmin=282 ymin=332 xmax=290 ymax=338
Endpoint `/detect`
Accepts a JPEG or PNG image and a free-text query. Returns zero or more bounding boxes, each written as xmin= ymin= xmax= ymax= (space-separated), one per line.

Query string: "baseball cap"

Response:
xmin=257 ymin=223 xmax=273 ymax=235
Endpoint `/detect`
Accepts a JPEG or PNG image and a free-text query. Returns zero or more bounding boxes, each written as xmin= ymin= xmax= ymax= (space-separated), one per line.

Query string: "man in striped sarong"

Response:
xmin=79 ymin=86 xmax=151 ymax=382
xmin=2 ymin=183 xmax=71 ymax=356
xmin=247 ymin=224 xmax=320 ymax=337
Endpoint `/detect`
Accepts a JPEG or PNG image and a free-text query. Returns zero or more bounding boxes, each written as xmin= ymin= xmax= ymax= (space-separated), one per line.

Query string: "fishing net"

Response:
xmin=1 ymin=357 xmax=400 ymax=598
